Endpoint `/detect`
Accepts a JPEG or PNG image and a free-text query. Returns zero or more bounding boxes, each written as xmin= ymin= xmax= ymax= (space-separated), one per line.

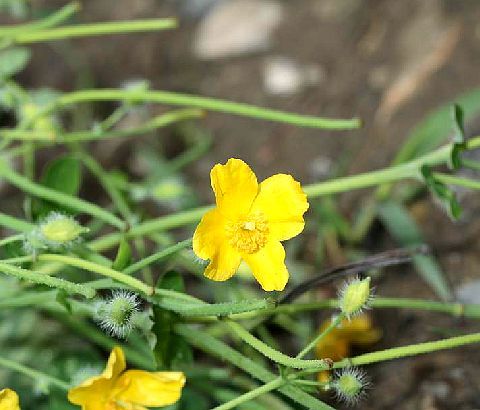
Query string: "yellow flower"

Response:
xmin=0 ymin=389 xmax=20 ymax=410
xmin=315 ymin=314 xmax=381 ymax=382
xmin=68 ymin=347 xmax=185 ymax=410
xmin=193 ymin=158 xmax=309 ymax=291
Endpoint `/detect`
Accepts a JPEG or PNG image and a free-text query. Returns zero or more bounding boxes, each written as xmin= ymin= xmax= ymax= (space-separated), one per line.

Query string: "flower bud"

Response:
xmin=333 ymin=368 xmax=369 ymax=405
xmin=23 ymin=212 xmax=88 ymax=254
xmin=39 ymin=213 xmax=88 ymax=246
xmin=95 ymin=290 xmax=140 ymax=339
xmin=339 ymin=277 xmax=372 ymax=318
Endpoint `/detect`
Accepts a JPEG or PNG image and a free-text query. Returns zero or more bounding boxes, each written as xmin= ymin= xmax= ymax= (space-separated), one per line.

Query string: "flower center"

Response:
xmin=226 ymin=212 xmax=269 ymax=254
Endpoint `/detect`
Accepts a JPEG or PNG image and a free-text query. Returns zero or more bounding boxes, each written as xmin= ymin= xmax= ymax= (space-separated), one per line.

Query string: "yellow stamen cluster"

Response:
xmin=226 ymin=212 xmax=269 ymax=254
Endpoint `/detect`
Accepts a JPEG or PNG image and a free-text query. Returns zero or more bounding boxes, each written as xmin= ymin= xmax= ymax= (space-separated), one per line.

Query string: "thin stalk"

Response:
xmin=0 ymin=233 xmax=24 ymax=246
xmin=434 ymin=172 xmax=480 ymax=190
xmin=333 ymin=331 xmax=480 ymax=369
xmin=0 ymin=2 xmax=80 ymax=36
xmin=0 ymin=355 xmax=70 ymax=390
xmin=0 ymin=261 xmax=95 ymax=298
xmin=123 ymin=238 xmax=192 ymax=275
xmin=211 ymin=377 xmax=285 ymax=410
xmin=0 ymin=212 xmax=34 ymax=232
xmin=461 ymin=158 xmax=480 ymax=171
xmin=36 ymin=253 xmax=153 ymax=295
xmin=0 ymin=162 xmax=125 ymax=229
xmin=31 ymin=89 xmax=361 ymax=130
xmin=296 ymin=313 xmax=344 ymax=360
xmin=14 ymin=18 xmax=178 ymax=43
xmin=226 ymin=321 xmax=329 ymax=369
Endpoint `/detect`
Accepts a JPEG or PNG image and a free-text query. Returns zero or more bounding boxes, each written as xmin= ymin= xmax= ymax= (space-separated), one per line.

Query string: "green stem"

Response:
xmin=34 ymin=88 xmax=361 ymax=130
xmin=0 ymin=354 xmax=70 ymax=390
xmin=0 ymin=261 xmax=95 ymax=298
xmin=333 ymin=331 xmax=480 ymax=369
xmin=36 ymin=253 xmax=153 ymax=295
xmin=89 ymin=137 xmax=480 ymax=252
xmin=434 ymin=172 xmax=480 ymax=190
xmin=0 ymin=162 xmax=125 ymax=229
xmin=159 ymin=298 xmax=274 ymax=318
xmin=123 ymin=238 xmax=192 ymax=275
xmin=211 ymin=377 xmax=285 ymax=410
xmin=296 ymin=313 xmax=344 ymax=360
xmin=175 ymin=324 xmax=334 ymax=410
xmin=461 ymin=158 xmax=480 ymax=171
xmin=0 ymin=212 xmax=34 ymax=232
xmin=0 ymin=233 xmax=24 ymax=246
xmin=75 ymin=148 xmax=133 ymax=222
xmin=226 ymin=321 xmax=329 ymax=369
xmin=14 ymin=18 xmax=178 ymax=43
xmin=0 ymin=2 xmax=80 ymax=36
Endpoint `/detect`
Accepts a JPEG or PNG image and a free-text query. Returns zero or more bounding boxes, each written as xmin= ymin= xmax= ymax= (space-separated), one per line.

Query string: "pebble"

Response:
xmin=262 ymin=56 xmax=325 ymax=95
xmin=455 ymin=279 xmax=480 ymax=304
xmin=193 ymin=0 xmax=284 ymax=59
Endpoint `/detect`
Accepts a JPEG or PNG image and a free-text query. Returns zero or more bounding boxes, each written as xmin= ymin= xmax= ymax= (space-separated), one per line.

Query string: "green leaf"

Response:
xmin=451 ymin=104 xmax=465 ymax=143
xmin=32 ymin=154 xmax=82 ymax=218
xmin=378 ymin=201 xmax=452 ymax=301
xmin=151 ymin=306 xmax=175 ymax=369
xmin=0 ymin=47 xmax=31 ymax=79
xmin=112 ymin=239 xmax=132 ymax=271
xmin=421 ymin=166 xmax=462 ymax=219
xmin=158 ymin=270 xmax=185 ymax=293
xmin=55 ymin=289 xmax=72 ymax=314
xmin=393 ymin=88 xmax=480 ymax=165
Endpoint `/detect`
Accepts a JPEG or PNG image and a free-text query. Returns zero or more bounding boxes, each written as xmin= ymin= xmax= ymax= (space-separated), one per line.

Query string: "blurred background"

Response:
xmin=2 ymin=0 xmax=480 ymax=409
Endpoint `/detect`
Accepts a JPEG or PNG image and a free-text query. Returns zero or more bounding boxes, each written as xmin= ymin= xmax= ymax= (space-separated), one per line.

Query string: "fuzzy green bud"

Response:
xmin=333 ymin=368 xmax=369 ymax=406
xmin=339 ymin=277 xmax=372 ymax=317
xmin=95 ymin=290 xmax=140 ymax=339
xmin=40 ymin=216 xmax=88 ymax=244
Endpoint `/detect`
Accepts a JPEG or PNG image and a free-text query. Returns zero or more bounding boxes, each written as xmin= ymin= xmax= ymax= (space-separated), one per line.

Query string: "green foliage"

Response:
xmin=32 ymin=155 xmax=82 ymax=218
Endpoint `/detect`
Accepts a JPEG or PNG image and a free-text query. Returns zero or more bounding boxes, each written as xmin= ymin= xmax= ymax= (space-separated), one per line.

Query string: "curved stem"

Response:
xmin=32 ymin=89 xmax=361 ymax=130
xmin=226 ymin=320 xmax=329 ymax=369
xmin=0 ymin=355 xmax=70 ymax=390
xmin=175 ymin=324 xmax=334 ymax=410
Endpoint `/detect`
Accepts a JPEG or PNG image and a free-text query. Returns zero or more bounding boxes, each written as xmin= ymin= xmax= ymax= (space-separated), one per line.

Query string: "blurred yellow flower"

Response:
xmin=193 ymin=158 xmax=309 ymax=291
xmin=0 ymin=389 xmax=20 ymax=410
xmin=315 ymin=314 xmax=381 ymax=382
xmin=68 ymin=347 xmax=185 ymax=410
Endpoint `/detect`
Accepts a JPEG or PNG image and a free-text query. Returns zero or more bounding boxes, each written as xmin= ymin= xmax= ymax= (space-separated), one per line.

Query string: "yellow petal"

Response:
xmin=0 ymin=389 xmax=20 ymax=410
xmin=243 ymin=241 xmax=289 ymax=291
xmin=210 ymin=158 xmax=258 ymax=217
xmin=115 ymin=370 xmax=185 ymax=407
xmin=68 ymin=346 xmax=126 ymax=408
xmin=192 ymin=208 xmax=225 ymax=261
xmin=204 ymin=242 xmax=242 ymax=281
xmin=252 ymin=174 xmax=309 ymax=241
xmin=315 ymin=334 xmax=349 ymax=361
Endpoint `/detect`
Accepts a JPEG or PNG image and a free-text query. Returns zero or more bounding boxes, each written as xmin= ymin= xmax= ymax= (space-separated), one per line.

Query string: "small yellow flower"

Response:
xmin=0 ymin=389 xmax=20 ymax=410
xmin=316 ymin=314 xmax=381 ymax=382
xmin=193 ymin=158 xmax=309 ymax=291
xmin=68 ymin=347 xmax=185 ymax=410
